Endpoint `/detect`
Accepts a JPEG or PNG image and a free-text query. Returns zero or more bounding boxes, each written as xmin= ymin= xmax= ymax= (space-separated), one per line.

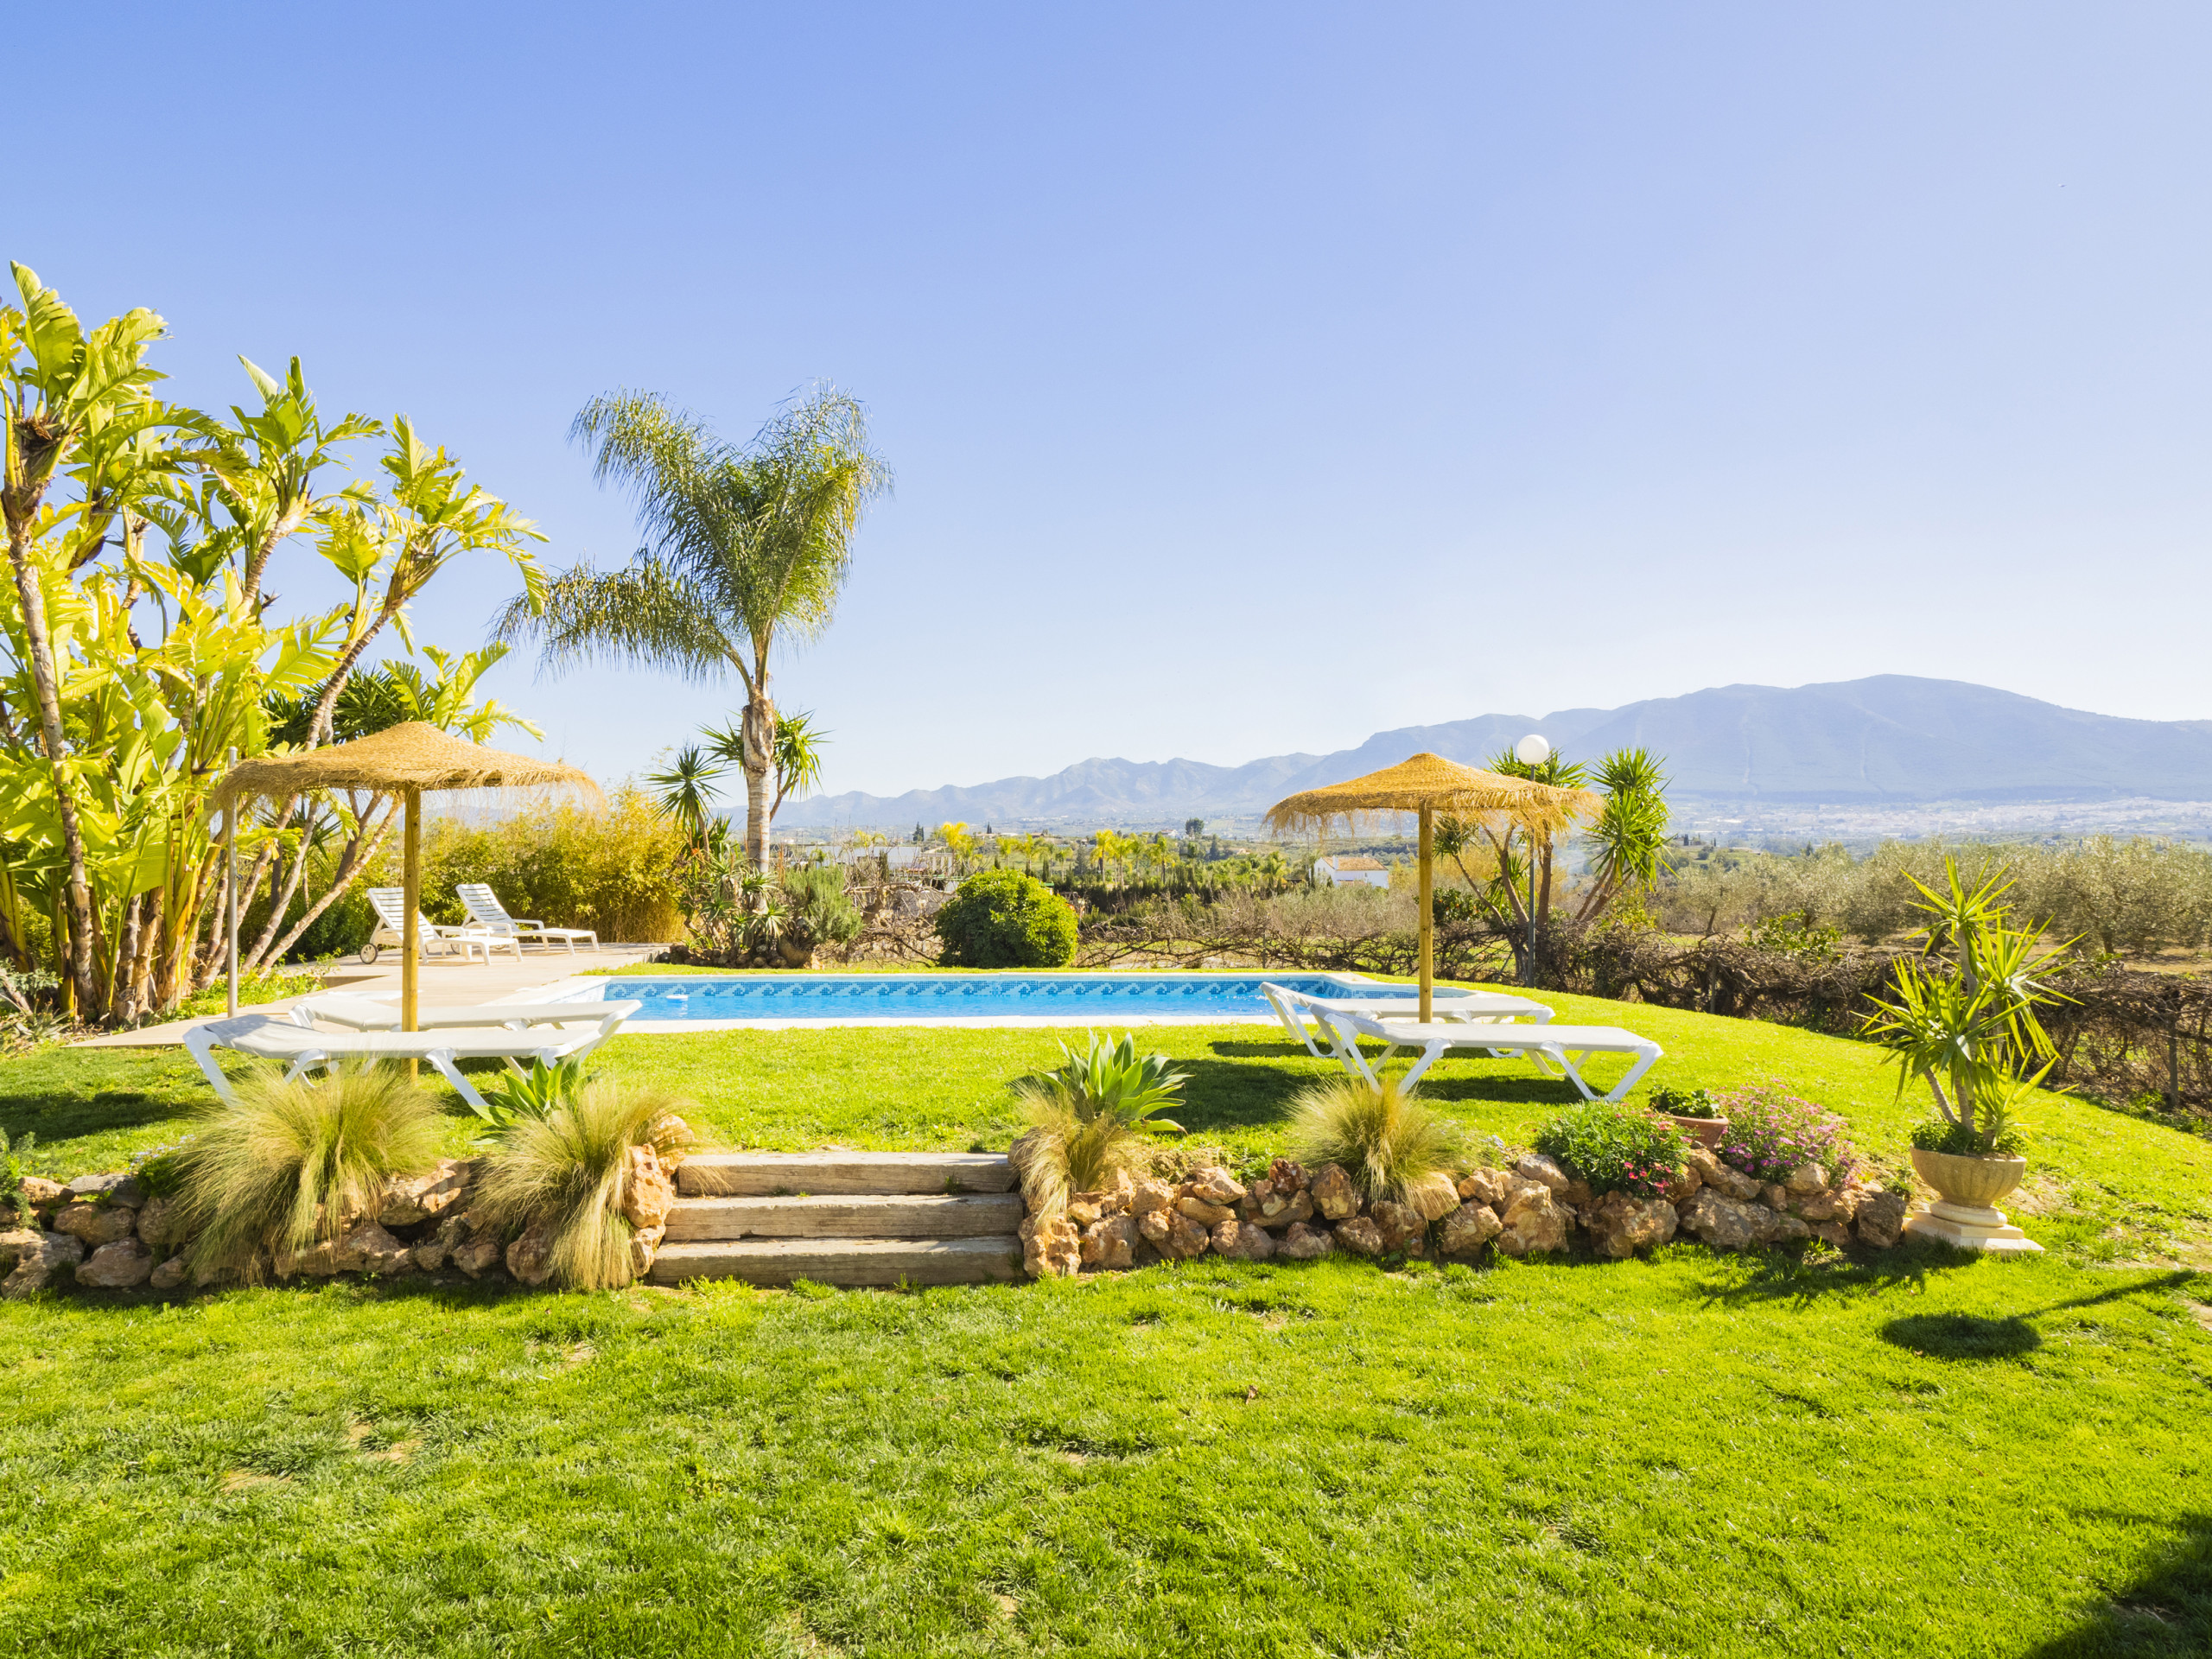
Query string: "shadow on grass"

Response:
xmin=1172 ymin=1058 xmax=1308 ymax=1133
xmin=1879 ymin=1312 xmax=2041 ymax=1359
xmin=2025 ymin=1512 xmax=2211 ymax=1656
xmin=1695 ymin=1239 xmax=1983 ymax=1308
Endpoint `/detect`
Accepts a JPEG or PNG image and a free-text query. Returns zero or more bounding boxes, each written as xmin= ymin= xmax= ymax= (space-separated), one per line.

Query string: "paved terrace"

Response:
xmin=75 ymin=943 xmax=665 ymax=1049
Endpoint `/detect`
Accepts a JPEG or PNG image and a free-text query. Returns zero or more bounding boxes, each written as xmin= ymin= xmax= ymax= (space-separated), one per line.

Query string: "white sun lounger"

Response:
xmin=1262 ymin=982 xmax=1552 ymax=1063
xmin=455 ymin=883 xmax=599 ymax=953
xmin=363 ymin=888 xmax=519 ymax=965
xmin=287 ymin=992 xmax=639 ymax=1034
xmin=1315 ymin=1005 xmax=1663 ymax=1101
xmin=183 ymin=1001 xmax=638 ymax=1116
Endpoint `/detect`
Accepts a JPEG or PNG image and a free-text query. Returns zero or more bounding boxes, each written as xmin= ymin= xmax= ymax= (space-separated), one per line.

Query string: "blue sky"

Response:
xmin=32 ymin=3 xmax=2212 ymax=798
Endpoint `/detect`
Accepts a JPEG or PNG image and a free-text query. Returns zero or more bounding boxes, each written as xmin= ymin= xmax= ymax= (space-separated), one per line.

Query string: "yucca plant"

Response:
xmin=475 ymin=1078 xmax=694 ymax=1290
xmin=175 ymin=1064 xmax=445 ymax=1282
xmin=1864 ymin=856 xmax=2074 ymax=1156
xmin=1285 ymin=1073 xmax=1463 ymax=1205
xmin=1007 ymin=1033 xmax=1189 ymax=1211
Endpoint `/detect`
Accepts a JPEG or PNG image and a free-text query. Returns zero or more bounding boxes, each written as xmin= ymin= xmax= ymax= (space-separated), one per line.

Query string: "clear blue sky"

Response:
xmin=32 ymin=3 xmax=2212 ymax=798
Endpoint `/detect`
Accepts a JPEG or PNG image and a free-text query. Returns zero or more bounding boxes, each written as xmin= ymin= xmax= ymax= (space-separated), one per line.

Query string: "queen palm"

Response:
xmin=499 ymin=386 xmax=887 ymax=868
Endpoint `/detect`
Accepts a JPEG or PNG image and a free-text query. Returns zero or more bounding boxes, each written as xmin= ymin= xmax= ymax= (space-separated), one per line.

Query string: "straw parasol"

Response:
xmin=214 ymin=723 xmax=601 ymax=1032
xmin=1266 ymin=753 xmax=1596 ymax=1021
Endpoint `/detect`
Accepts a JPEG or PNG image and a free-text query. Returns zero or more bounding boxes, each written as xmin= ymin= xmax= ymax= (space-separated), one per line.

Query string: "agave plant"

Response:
xmin=1007 ymin=1033 xmax=1190 ymax=1210
xmin=1023 ymin=1033 xmax=1189 ymax=1133
xmin=469 ymin=1056 xmax=592 ymax=1135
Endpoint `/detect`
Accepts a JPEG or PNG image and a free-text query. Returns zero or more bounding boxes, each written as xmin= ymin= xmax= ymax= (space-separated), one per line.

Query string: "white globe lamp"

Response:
xmin=1515 ymin=733 xmax=1551 ymax=766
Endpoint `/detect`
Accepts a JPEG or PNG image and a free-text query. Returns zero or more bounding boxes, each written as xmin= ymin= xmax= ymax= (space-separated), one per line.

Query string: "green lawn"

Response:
xmin=3 ymin=982 xmax=2209 ymax=1655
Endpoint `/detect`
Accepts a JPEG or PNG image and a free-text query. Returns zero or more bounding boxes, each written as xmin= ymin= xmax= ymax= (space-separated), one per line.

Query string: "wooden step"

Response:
xmin=648 ymin=1235 xmax=1022 ymax=1287
xmin=677 ymin=1150 xmax=1016 ymax=1198
xmin=665 ymin=1192 xmax=1026 ymax=1241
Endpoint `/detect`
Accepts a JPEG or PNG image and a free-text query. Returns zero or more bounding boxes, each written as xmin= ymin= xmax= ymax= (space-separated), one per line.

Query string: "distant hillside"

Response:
xmin=774 ymin=676 xmax=2212 ymax=830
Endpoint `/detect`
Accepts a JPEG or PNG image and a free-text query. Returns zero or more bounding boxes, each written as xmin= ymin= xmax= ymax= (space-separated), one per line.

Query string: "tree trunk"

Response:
xmin=4 ymin=541 xmax=101 ymax=1017
xmin=260 ymin=797 xmax=399 ymax=964
xmin=741 ymin=688 xmax=777 ymax=873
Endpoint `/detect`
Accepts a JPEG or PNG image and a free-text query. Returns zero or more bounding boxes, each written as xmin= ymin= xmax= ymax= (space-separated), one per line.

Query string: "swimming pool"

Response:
xmin=551 ymin=970 xmax=1473 ymax=1029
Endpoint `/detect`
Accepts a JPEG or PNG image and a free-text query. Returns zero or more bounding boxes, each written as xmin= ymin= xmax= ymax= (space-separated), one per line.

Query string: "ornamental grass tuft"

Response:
xmin=1285 ymin=1073 xmax=1462 ymax=1205
xmin=1007 ymin=1033 xmax=1189 ymax=1210
xmin=175 ymin=1062 xmax=444 ymax=1283
xmin=476 ymin=1078 xmax=693 ymax=1291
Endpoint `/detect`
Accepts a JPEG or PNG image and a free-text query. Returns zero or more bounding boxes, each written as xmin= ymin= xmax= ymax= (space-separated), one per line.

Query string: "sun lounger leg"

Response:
xmin=1398 ymin=1042 xmax=1448 ymax=1088
xmin=1598 ymin=1045 xmax=1662 ymax=1103
xmin=183 ymin=1027 xmax=242 ymax=1105
xmin=423 ymin=1049 xmax=494 ymax=1116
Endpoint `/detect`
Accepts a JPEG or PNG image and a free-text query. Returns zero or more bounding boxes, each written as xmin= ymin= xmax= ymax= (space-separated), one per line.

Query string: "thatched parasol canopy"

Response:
xmin=1266 ymin=752 xmax=1599 ymax=1022
xmin=1265 ymin=753 xmax=1541 ymax=835
xmin=214 ymin=723 xmax=601 ymax=1034
xmin=213 ymin=721 xmax=601 ymax=810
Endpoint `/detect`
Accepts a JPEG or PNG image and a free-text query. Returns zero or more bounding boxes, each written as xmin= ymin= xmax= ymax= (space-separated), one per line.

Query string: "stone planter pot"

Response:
xmin=1904 ymin=1147 xmax=2041 ymax=1255
xmin=1663 ymin=1114 xmax=1727 ymax=1149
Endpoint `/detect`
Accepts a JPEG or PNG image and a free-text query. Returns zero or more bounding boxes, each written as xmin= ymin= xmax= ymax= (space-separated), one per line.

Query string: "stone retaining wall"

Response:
xmin=1016 ymin=1144 xmax=1910 ymax=1276
xmin=0 ymin=1147 xmax=681 ymax=1300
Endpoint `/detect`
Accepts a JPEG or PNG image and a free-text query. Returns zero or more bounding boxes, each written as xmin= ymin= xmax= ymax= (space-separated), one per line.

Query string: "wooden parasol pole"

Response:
xmin=1418 ymin=803 xmax=1433 ymax=1024
xmin=401 ymin=785 xmax=422 ymax=1036
xmin=225 ymin=747 xmax=238 ymax=1019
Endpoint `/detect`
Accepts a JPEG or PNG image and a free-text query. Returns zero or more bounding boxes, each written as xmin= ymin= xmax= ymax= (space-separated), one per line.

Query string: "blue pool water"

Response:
xmin=585 ymin=971 xmax=1467 ymax=1023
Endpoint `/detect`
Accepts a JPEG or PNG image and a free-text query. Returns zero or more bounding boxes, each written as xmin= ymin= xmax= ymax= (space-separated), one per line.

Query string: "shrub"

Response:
xmin=476 ymin=1078 xmax=694 ymax=1290
xmin=1534 ymin=1102 xmax=1686 ymax=1199
xmin=784 ymin=864 xmax=863 ymax=957
xmin=1285 ymin=1074 xmax=1462 ymax=1205
xmin=1649 ymin=1084 xmax=1719 ymax=1119
xmin=1008 ymin=1033 xmax=1189 ymax=1209
xmin=1713 ymin=1082 xmax=1856 ymax=1183
xmin=175 ymin=1064 xmax=444 ymax=1282
xmin=936 ymin=870 xmax=1077 ymax=968
xmin=411 ymin=784 xmax=688 ymax=942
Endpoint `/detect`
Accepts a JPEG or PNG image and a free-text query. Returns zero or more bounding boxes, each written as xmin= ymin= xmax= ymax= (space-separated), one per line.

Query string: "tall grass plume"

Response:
xmin=176 ymin=1063 xmax=444 ymax=1282
xmin=1286 ymin=1074 xmax=1462 ymax=1205
xmin=476 ymin=1079 xmax=694 ymax=1290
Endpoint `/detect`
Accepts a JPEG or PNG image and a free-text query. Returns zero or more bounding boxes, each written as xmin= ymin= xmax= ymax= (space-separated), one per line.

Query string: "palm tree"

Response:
xmin=648 ymin=744 xmax=726 ymax=851
xmin=498 ymin=386 xmax=888 ymax=868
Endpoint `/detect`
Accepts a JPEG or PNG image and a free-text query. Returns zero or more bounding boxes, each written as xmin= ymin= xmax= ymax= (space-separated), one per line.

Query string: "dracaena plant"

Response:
xmin=1864 ymin=858 xmax=2074 ymax=1157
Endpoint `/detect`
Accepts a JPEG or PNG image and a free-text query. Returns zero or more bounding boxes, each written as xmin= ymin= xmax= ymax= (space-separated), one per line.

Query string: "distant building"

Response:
xmin=1313 ymin=855 xmax=1391 ymax=889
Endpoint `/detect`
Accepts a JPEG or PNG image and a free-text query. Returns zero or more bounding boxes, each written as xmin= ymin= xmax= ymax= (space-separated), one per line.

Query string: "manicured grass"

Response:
xmin=3 ymin=1249 xmax=2208 ymax=1655
xmin=3 ymin=981 xmax=2210 ymax=1654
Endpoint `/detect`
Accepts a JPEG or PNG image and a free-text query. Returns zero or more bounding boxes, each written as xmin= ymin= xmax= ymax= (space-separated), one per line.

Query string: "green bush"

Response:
xmin=1534 ymin=1102 xmax=1686 ymax=1199
xmin=784 ymin=864 xmax=863 ymax=956
xmin=934 ymin=870 xmax=1077 ymax=968
xmin=1649 ymin=1084 xmax=1719 ymax=1119
xmin=410 ymin=785 xmax=689 ymax=943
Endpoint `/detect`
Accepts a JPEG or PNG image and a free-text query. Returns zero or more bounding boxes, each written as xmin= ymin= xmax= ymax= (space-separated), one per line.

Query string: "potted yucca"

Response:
xmin=1865 ymin=859 xmax=2071 ymax=1254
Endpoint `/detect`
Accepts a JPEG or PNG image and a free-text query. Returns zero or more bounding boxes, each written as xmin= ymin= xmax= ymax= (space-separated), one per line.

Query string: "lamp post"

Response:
xmin=1515 ymin=734 xmax=1551 ymax=987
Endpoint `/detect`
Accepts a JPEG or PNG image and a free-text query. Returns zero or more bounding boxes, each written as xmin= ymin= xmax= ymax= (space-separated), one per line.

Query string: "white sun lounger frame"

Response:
xmin=183 ymin=1001 xmax=639 ymax=1116
xmin=454 ymin=883 xmax=600 ymax=953
xmin=1262 ymin=982 xmax=1553 ymax=1063
xmin=363 ymin=888 xmax=519 ymax=964
xmin=1313 ymin=1004 xmax=1663 ymax=1101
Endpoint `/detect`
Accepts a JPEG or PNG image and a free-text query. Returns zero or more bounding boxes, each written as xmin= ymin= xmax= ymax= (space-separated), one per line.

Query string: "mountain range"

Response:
xmin=774 ymin=676 xmax=2212 ymax=830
